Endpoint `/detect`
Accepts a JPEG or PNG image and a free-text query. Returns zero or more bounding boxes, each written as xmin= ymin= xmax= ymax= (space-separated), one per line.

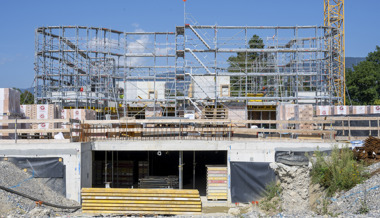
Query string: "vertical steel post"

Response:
xmin=179 ymin=151 xmax=183 ymax=189
xmin=193 ymin=151 xmax=196 ymax=189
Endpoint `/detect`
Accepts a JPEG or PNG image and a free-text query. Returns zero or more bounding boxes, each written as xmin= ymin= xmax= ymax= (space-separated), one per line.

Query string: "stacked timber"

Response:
xmin=202 ymin=106 xmax=228 ymax=119
xmin=30 ymin=104 xmax=61 ymax=130
xmin=81 ymin=188 xmax=202 ymax=215
xmin=206 ymin=165 xmax=227 ymax=201
xmin=296 ymin=104 xmax=313 ymax=130
xmin=60 ymin=109 xmax=96 ymax=136
xmin=276 ymin=104 xmax=296 ymax=129
xmin=138 ymin=161 xmax=149 ymax=179
xmin=0 ymin=88 xmax=21 ymax=139
xmin=139 ymin=176 xmax=179 ymax=189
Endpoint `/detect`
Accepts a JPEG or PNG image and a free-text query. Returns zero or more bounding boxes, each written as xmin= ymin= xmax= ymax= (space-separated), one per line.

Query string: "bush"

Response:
xmin=310 ymin=145 xmax=367 ymax=196
xmin=259 ymin=181 xmax=282 ymax=214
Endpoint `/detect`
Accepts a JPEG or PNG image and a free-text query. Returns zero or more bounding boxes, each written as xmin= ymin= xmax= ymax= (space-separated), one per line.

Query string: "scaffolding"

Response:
xmin=34 ymin=17 xmax=341 ymax=119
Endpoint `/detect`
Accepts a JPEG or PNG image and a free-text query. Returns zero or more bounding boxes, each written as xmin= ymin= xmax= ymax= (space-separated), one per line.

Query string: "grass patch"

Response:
xmin=259 ymin=181 xmax=282 ymax=214
xmin=309 ymin=145 xmax=368 ymax=197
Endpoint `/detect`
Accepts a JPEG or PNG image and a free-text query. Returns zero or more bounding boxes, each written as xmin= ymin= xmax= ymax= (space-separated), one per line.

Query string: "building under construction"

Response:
xmin=34 ymin=13 xmax=344 ymax=120
xmin=6 ymin=2 xmax=376 ymax=215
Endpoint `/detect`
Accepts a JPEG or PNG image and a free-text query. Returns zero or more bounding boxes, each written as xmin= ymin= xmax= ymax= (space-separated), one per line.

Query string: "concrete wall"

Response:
xmin=0 ymin=141 xmax=82 ymax=202
xmin=93 ymin=140 xmax=337 ymax=162
xmin=118 ymin=81 xmax=166 ymax=100
xmin=192 ymin=76 xmax=230 ymax=99
xmin=81 ymin=142 xmax=93 ymax=189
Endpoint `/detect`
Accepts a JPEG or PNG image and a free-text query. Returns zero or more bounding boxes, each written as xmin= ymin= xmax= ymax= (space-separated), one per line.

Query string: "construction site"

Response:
xmin=0 ymin=0 xmax=380 ymax=216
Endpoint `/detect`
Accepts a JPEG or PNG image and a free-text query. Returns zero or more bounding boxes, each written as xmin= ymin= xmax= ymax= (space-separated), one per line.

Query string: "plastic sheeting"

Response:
xmin=275 ymin=147 xmax=331 ymax=162
xmin=230 ymin=162 xmax=276 ymax=203
xmin=0 ymin=157 xmax=64 ymax=178
xmin=276 ymin=153 xmax=309 ymax=166
xmin=0 ymin=157 xmax=66 ymax=196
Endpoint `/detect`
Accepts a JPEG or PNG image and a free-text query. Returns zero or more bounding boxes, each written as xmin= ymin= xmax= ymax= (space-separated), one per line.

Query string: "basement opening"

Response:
xmin=92 ymin=150 xmax=227 ymax=196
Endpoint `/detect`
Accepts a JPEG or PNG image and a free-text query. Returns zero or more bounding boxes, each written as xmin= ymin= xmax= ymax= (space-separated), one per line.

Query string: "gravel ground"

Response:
xmin=0 ymin=161 xmax=79 ymax=217
xmin=328 ymin=169 xmax=380 ymax=216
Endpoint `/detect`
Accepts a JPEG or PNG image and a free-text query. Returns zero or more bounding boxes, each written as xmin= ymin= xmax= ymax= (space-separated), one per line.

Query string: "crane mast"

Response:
xmin=324 ymin=0 xmax=345 ymax=105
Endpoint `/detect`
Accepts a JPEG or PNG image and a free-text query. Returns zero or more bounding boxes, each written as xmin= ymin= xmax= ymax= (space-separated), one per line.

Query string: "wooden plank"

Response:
xmin=332 ymin=127 xmax=380 ymax=130
xmin=208 ymin=177 xmax=227 ymax=180
xmin=82 ymin=206 xmax=201 ymax=212
xmin=232 ymin=128 xmax=336 ymax=134
xmin=207 ymin=183 xmax=228 ymax=187
xmin=81 ymin=193 xmax=200 ymax=198
xmin=208 ymin=180 xmax=227 ymax=183
xmin=315 ymin=116 xmax=380 ymax=121
xmin=207 ymin=174 xmax=227 ymax=177
xmin=207 ymin=192 xmax=228 ymax=196
xmin=207 ymin=189 xmax=228 ymax=193
xmin=0 ymin=128 xmax=71 ymax=133
xmin=82 ymin=203 xmax=200 ymax=208
xmin=207 ymin=170 xmax=227 ymax=174
xmin=82 ymin=210 xmax=202 ymax=215
xmin=207 ymin=167 xmax=228 ymax=171
xmin=81 ymin=188 xmax=202 ymax=215
xmin=82 ymin=199 xmax=201 ymax=205
xmin=207 ymin=197 xmax=227 ymax=200
xmin=82 ymin=188 xmax=199 ymax=194
xmin=82 ymin=196 xmax=200 ymax=201
xmin=84 ymin=119 xmax=332 ymax=125
xmin=0 ymin=119 xmax=71 ymax=124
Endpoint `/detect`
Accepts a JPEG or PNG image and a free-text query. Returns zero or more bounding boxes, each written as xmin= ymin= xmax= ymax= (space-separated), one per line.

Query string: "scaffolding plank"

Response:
xmin=81 ymin=188 xmax=202 ymax=215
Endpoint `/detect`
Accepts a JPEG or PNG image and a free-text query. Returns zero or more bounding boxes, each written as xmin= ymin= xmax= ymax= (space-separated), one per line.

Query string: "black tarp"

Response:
xmin=275 ymin=147 xmax=332 ymax=162
xmin=0 ymin=157 xmax=66 ymax=196
xmin=230 ymin=162 xmax=276 ymax=203
xmin=0 ymin=157 xmax=64 ymax=178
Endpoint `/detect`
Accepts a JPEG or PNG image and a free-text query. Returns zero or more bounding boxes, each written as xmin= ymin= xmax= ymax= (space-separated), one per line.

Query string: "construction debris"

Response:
xmin=354 ymin=136 xmax=380 ymax=162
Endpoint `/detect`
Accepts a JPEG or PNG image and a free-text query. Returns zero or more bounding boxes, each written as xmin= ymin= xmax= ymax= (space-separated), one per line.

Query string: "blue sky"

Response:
xmin=0 ymin=0 xmax=379 ymax=88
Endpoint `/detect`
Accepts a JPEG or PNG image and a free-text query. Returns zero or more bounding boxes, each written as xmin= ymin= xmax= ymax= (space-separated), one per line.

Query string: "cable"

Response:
xmin=0 ymin=185 xmax=81 ymax=210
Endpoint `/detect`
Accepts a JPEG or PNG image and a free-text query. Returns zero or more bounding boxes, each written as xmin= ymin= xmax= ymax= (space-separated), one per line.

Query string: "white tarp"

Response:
xmin=354 ymin=106 xmax=366 ymax=114
xmin=372 ymin=106 xmax=380 ymax=114
xmin=336 ymin=105 xmax=348 ymax=115
xmin=317 ymin=106 xmax=330 ymax=116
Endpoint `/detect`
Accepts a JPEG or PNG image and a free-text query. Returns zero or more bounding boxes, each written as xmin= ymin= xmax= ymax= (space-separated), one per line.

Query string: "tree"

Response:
xmin=227 ymin=34 xmax=266 ymax=97
xmin=346 ymin=46 xmax=380 ymax=105
xmin=227 ymin=34 xmax=264 ymax=72
xmin=13 ymin=88 xmax=34 ymax=104
xmin=21 ymin=90 xmax=34 ymax=104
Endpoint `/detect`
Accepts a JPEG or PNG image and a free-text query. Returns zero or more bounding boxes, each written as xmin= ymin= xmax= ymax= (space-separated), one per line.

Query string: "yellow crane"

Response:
xmin=324 ymin=0 xmax=345 ymax=105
